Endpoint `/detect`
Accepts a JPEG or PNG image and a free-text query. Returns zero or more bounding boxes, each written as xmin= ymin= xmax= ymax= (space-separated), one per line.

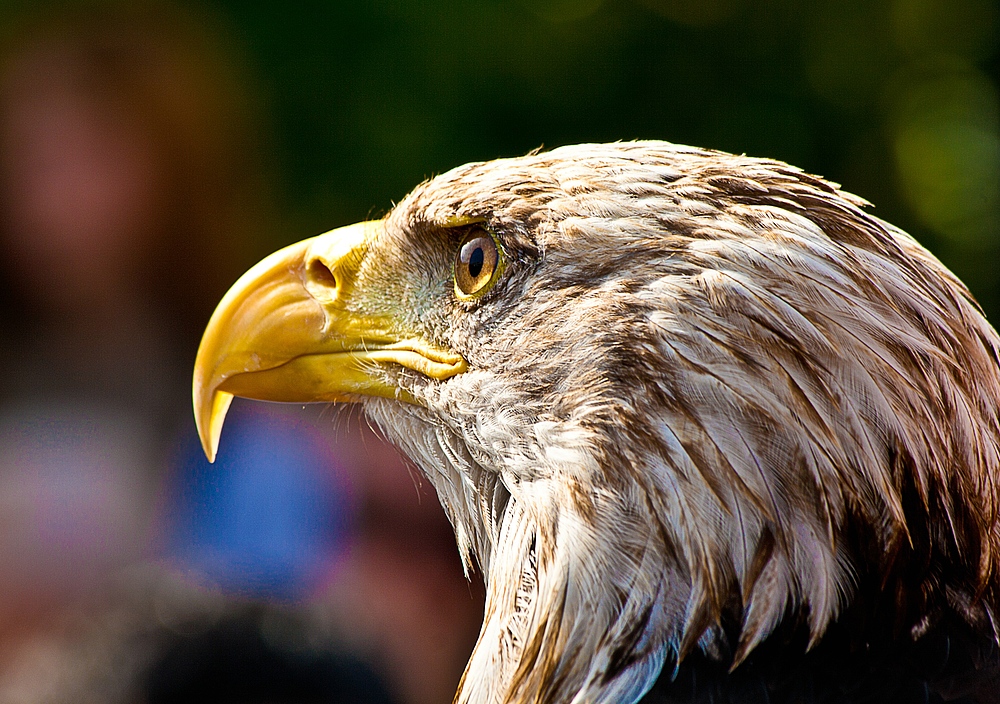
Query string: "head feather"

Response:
xmin=355 ymin=141 xmax=1000 ymax=703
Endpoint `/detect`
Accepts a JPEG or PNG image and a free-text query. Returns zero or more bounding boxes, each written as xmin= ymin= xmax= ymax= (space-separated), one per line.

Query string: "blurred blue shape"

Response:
xmin=167 ymin=401 xmax=352 ymax=601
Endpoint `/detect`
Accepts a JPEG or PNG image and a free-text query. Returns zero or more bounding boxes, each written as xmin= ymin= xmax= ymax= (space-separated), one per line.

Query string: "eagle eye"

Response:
xmin=455 ymin=228 xmax=500 ymax=299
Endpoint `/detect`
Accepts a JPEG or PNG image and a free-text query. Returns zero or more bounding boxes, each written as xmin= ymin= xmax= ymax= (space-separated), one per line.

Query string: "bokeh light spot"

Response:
xmin=889 ymin=63 xmax=1000 ymax=244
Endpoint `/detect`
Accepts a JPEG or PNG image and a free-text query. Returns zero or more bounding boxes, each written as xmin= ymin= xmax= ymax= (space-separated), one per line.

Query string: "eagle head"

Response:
xmin=193 ymin=142 xmax=1000 ymax=703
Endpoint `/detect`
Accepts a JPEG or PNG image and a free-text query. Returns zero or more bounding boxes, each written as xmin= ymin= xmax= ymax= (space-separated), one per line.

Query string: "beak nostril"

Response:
xmin=308 ymin=259 xmax=338 ymax=291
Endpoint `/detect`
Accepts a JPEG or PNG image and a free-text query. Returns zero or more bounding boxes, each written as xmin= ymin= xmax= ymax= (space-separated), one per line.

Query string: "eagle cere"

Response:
xmin=193 ymin=142 xmax=1000 ymax=703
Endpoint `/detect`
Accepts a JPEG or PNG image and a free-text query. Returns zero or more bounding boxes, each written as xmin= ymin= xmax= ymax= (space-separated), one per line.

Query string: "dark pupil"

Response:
xmin=468 ymin=246 xmax=484 ymax=278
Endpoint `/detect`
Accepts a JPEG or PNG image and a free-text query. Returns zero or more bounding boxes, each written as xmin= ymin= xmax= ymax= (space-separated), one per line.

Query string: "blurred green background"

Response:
xmin=192 ymin=0 xmax=1000 ymax=318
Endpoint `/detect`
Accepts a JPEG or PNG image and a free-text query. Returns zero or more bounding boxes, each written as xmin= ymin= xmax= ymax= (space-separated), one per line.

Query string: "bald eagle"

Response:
xmin=193 ymin=142 xmax=1000 ymax=703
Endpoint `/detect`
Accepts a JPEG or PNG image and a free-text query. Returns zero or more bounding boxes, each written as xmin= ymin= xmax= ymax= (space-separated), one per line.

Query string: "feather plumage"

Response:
xmin=367 ymin=142 xmax=1000 ymax=703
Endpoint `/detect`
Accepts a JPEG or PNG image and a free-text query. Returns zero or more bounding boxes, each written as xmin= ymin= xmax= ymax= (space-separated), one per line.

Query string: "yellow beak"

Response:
xmin=192 ymin=220 xmax=467 ymax=462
